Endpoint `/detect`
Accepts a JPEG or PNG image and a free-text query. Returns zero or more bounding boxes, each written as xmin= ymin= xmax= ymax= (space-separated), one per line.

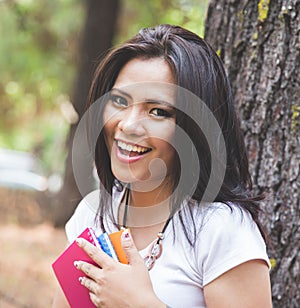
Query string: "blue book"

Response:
xmin=97 ymin=232 xmax=119 ymax=261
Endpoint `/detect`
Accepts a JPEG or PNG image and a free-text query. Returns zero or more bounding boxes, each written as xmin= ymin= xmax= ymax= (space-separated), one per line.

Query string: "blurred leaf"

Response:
xmin=116 ymin=0 xmax=208 ymax=43
xmin=0 ymin=0 xmax=83 ymax=174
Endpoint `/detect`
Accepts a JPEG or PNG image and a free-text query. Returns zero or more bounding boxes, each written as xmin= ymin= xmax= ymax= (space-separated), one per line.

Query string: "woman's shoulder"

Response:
xmin=179 ymin=201 xmax=270 ymax=286
xmin=181 ymin=200 xmax=267 ymax=254
xmin=188 ymin=200 xmax=255 ymax=224
xmin=204 ymin=201 xmax=266 ymax=243
xmin=202 ymin=201 xmax=255 ymax=226
xmin=65 ymin=190 xmax=101 ymax=242
xmin=191 ymin=201 xmax=270 ymax=284
xmin=65 ymin=187 xmax=124 ymax=242
xmin=186 ymin=200 xmax=257 ymax=229
xmin=174 ymin=200 xmax=264 ymax=252
xmin=74 ymin=189 xmax=101 ymax=215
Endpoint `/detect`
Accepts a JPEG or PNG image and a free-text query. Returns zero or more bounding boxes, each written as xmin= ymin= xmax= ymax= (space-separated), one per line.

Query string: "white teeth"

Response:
xmin=117 ymin=141 xmax=149 ymax=153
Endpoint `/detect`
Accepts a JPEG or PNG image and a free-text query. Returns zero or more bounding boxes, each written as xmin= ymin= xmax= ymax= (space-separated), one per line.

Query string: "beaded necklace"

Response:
xmin=121 ymin=186 xmax=172 ymax=271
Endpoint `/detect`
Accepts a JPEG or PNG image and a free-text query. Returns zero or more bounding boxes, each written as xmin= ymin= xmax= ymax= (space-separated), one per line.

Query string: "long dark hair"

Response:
xmin=87 ymin=24 xmax=266 ymax=245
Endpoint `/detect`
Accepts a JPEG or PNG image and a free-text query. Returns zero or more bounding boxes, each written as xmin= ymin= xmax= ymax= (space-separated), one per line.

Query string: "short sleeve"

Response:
xmin=196 ymin=203 xmax=270 ymax=286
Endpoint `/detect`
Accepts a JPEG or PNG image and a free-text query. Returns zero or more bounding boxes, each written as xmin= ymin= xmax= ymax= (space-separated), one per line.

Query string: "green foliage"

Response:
xmin=116 ymin=0 xmax=208 ymax=43
xmin=0 ymin=0 xmax=84 ymax=174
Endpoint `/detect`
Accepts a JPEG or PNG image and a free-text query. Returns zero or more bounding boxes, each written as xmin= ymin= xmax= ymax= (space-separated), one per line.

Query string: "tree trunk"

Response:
xmin=53 ymin=0 xmax=120 ymax=227
xmin=205 ymin=0 xmax=300 ymax=306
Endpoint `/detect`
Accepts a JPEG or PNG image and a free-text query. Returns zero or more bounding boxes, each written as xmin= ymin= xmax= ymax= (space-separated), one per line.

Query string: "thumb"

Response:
xmin=121 ymin=229 xmax=143 ymax=266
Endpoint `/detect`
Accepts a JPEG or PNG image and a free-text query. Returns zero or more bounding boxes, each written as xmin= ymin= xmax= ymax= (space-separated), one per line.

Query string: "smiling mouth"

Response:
xmin=117 ymin=140 xmax=152 ymax=157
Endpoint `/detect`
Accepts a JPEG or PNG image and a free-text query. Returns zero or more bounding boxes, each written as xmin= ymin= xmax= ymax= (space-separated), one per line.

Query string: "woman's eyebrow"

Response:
xmin=143 ymin=99 xmax=175 ymax=108
xmin=111 ymin=88 xmax=133 ymax=99
xmin=143 ymin=98 xmax=175 ymax=108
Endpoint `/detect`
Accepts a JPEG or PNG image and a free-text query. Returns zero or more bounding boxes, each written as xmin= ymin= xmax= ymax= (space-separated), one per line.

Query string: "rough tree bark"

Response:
xmin=53 ymin=0 xmax=120 ymax=227
xmin=205 ymin=0 xmax=300 ymax=306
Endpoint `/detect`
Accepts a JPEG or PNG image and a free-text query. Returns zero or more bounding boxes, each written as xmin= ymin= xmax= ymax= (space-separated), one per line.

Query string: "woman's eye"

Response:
xmin=110 ymin=95 xmax=128 ymax=107
xmin=150 ymin=108 xmax=172 ymax=118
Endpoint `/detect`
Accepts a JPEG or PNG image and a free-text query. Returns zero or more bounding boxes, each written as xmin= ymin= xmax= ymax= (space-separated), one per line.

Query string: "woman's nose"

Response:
xmin=117 ymin=105 xmax=146 ymax=136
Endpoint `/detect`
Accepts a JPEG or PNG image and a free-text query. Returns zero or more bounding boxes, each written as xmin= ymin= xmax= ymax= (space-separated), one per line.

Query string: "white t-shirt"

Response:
xmin=66 ymin=188 xmax=270 ymax=308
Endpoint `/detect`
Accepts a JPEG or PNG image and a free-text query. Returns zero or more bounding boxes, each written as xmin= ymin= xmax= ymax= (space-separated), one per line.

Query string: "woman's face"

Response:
xmin=103 ymin=58 xmax=177 ymax=189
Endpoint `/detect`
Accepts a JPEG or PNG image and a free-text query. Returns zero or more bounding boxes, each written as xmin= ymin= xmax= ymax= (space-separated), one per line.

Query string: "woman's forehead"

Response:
xmin=115 ymin=57 xmax=175 ymax=83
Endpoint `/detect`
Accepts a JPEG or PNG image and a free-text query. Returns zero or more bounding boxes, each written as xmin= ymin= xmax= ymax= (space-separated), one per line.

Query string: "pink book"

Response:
xmin=52 ymin=228 xmax=101 ymax=307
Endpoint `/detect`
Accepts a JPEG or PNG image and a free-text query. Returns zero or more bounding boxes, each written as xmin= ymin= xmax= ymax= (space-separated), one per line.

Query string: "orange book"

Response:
xmin=109 ymin=229 xmax=129 ymax=264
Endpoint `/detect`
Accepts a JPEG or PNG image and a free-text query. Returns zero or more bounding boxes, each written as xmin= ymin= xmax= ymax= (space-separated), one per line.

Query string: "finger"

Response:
xmin=74 ymin=260 xmax=101 ymax=281
xmin=89 ymin=292 xmax=101 ymax=307
xmin=79 ymin=276 xmax=100 ymax=295
xmin=121 ymin=229 xmax=144 ymax=266
xmin=76 ymin=237 xmax=114 ymax=268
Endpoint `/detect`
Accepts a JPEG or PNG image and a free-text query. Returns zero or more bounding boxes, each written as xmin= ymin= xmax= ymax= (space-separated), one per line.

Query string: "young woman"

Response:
xmin=53 ymin=25 xmax=272 ymax=307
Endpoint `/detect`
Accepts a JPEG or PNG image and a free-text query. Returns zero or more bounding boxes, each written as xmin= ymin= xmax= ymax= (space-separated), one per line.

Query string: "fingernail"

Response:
xmin=122 ymin=229 xmax=131 ymax=241
xmin=79 ymin=276 xmax=84 ymax=284
xmin=76 ymin=238 xmax=83 ymax=246
xmin=74 ymin=261 xmax=79 ymax=268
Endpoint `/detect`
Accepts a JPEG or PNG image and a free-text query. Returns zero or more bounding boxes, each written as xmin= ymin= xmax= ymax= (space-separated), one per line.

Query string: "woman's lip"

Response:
xmin=114 ymin=141 xmax=149 ymax=163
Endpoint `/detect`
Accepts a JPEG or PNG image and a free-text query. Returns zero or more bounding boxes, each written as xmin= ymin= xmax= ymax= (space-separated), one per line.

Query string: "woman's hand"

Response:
xmin=74 ymin=229 xmax=165 ymax=308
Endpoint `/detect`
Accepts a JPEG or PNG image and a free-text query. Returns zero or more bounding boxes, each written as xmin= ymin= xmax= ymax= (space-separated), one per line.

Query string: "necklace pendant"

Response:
xmin=144 ymin=255 xmax=156 ymax=271
xmin=150 ymin=241 xmax=162 ymax=258
xmin=143 ymin=241 xmax=163 ymax=271
xmin=121 ymin=187 xmax=171 ymax=271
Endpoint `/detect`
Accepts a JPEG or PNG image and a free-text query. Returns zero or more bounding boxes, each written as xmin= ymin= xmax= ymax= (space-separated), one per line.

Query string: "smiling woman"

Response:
xmin=52 ymin=25 xmax=272 ymax=308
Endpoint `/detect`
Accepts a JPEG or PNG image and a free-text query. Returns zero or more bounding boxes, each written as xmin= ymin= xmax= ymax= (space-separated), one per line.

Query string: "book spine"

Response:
xmin=97 ymin=233 xmax=119 ymax=261
xmin=86 ymin=228 xmax=101 ymax=249
xmin=108 ymin=230 xmax=129 ymax=264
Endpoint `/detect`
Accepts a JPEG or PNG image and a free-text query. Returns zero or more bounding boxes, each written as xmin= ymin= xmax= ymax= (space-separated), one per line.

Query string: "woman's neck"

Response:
xmin=130 ymin=179 xmax=173 ymax=207
xmin=118 ymin=179 xmax=173 ymax=228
